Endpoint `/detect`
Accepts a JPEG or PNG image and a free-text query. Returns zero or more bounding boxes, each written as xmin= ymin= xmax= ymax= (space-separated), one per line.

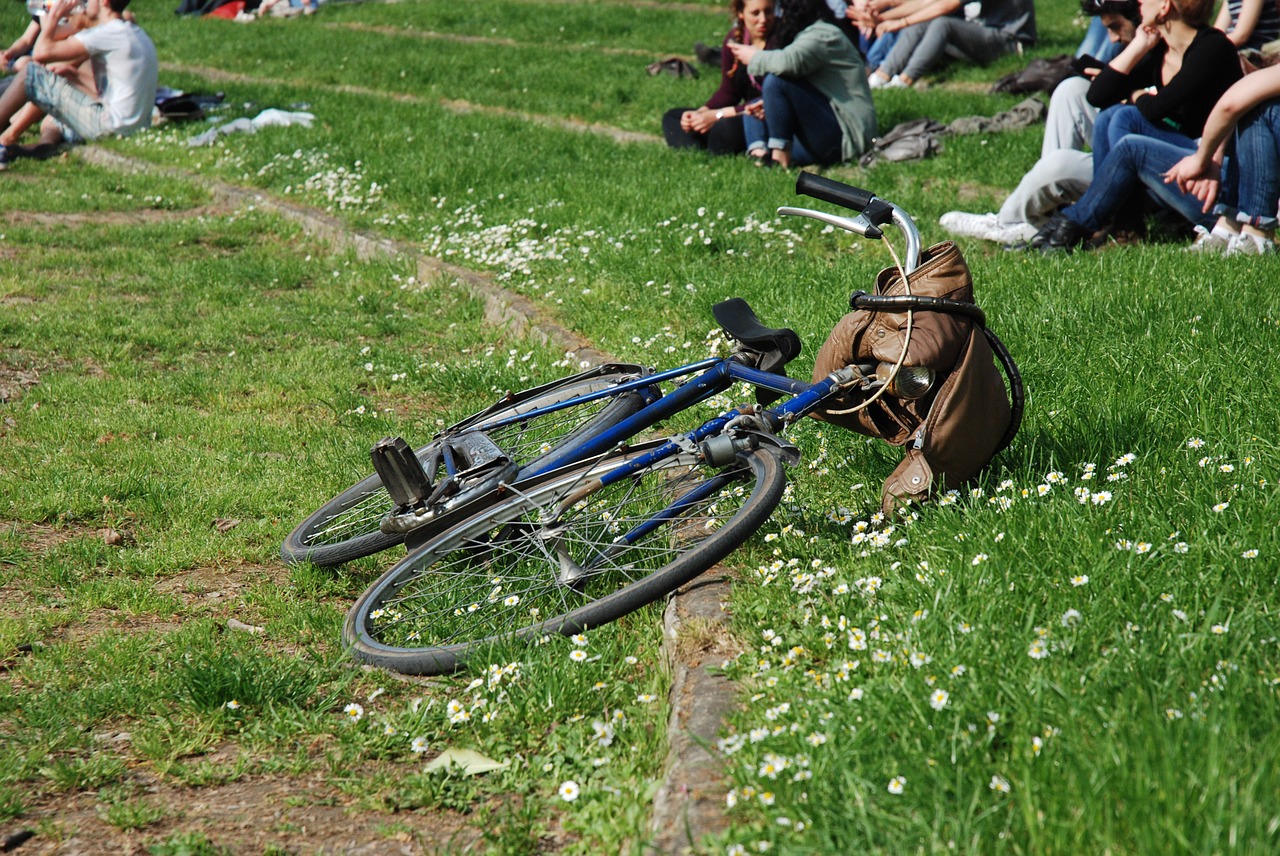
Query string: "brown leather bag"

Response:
xmin=811 ymin=241 xmax=1021 ymax=515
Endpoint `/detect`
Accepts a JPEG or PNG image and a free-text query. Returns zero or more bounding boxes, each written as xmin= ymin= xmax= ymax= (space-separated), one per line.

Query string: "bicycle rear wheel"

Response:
xmin=343 ymin=444 xmax=787 ymax=675
xmin=282 ymin=367 xmax=652 ymax=567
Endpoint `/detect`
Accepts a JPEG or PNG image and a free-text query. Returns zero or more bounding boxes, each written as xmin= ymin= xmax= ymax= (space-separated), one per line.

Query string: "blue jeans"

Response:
xmin=742 ymin=74 xmax=841 ymax=166
xmin=1218 ymin=100 xmax=1280 ymax=230
xmin=1063 ymin=133 xmax=1211 ymax=231
xmin=1090 ymin=105 xmax=1197 ymax=175
xmin=860 ymin=31 xmax=899 ymax=73
xmin=1076 ymin=17 xmax=1123 ymax=63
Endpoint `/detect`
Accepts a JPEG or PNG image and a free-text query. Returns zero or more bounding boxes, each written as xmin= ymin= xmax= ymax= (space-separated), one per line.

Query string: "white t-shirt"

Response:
xmin=74 ymin=18 xmax=158 ymax=136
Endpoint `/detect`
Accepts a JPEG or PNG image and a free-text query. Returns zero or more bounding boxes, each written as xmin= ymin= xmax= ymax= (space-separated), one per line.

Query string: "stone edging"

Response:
xmin=74 ymin=146 xmax=735 ymax=854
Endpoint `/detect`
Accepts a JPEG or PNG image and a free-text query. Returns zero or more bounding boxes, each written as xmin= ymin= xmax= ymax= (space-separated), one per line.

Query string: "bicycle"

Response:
xmin=289 ymin=173 xmax=1023 ymax=675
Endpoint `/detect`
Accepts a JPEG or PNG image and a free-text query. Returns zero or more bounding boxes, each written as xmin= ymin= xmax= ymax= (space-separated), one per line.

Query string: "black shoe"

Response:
xmin=1027 ymin=213 xmax=1090 ymax=253
xmin=0 ymin=146 xmax=15 ymax=172
xmin=694 ymin=41 xmax=722 ymax=65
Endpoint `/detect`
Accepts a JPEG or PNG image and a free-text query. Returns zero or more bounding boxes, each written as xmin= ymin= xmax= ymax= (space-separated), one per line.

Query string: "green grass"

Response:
xmin=3 ymin=0 xmax=1280 ymax=851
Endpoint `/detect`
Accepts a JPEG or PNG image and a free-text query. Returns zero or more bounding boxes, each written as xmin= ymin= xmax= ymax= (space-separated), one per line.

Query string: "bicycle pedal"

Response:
xmin=371 ymin=437 xmax=432 ymax=508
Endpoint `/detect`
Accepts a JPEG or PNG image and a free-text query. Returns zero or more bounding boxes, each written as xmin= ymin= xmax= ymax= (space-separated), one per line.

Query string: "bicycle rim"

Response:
xmin=344 ymin=445 xmax=786 ymax=675
xmin=281 ymin=371 xmax=649 ymax=566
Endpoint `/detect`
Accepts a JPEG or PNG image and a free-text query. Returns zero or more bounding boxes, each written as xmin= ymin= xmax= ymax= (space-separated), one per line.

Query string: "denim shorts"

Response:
xmin=25 ymin=61 xmax=108 ymax=143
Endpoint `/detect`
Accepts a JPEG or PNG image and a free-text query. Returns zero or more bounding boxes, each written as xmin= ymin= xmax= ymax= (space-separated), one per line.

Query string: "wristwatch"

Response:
xmin=714 ymin=109 xmax=727 ymax=120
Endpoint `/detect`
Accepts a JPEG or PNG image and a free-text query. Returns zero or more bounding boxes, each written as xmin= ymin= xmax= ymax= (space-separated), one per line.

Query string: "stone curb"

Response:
xmin=74 ymin=147 xmax=734 ymax=853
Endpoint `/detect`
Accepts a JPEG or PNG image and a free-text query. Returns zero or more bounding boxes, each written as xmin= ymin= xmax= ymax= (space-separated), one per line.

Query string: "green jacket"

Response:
xmin=746 ymin=22 xmax=877 ymax=161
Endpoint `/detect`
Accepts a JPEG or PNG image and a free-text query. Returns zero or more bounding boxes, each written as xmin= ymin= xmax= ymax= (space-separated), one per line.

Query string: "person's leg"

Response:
xmin=741 ymin=111 xmax=767 ymax=157
xmin=0 ymin=62 xmax=32 ymax=131
xmin=1101 ymin=104 xmax=1196 ymax=154
xmin=706 ymin=113 xmax=748 ymax=156
xmin=1076 ymin=16 xmax=1121 ymax=62
xmin=900 ymin=18 xmax=1015 ymax=82
xmin=1062 ymin=135 xmax=1208 ymax=232
xmin=21 ymin=62 xmax=107 ymax=142
xmin=1042 ymin=75 xmax=1096 ymax=156
xmin=662 ymin=107 xmax=707 ymax=150
xmin=997 ymin=148 xmax=1094 ymax=227
xmin=1228 ymin=101 xmax=1280 ymax=235
xmin=874 ymin=21 xmax=929 ymax=79
xmin=0 ymin=101 xmax=43 ymax=146
xmin=865 ymin=31 xmax=899 ymax=73
xmin=759 ymin=74 xmax=841 ymax=166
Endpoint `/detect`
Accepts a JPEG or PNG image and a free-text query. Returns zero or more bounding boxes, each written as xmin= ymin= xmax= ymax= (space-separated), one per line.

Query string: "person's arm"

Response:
xmin=1212 ymin=0 xmax=1232 ymax=34
xmin=1086 ymin=32 xmax=1159 ymax=107
xmin=738 ymin=25 xmax=832 ymax=78
xmin=1223 ymin=0 xmax=1264 ymax=47
xmin=2 ymin=19 xmax=42 ymax=65
xmin=32 ymin=0 xmax=91 ymax=65
xmin=1163 ymin=64 xmax=1280 ymax=204
xmin=876 ymin=0 xmax=960 ymax=36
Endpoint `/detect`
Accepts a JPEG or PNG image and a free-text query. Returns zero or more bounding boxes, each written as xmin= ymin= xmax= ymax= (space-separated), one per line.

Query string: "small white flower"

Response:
xmin=1212 ymin=502 xmax=1229 ymax=513
xmin=989 ymin=774 xmax=1011 ymax=793
xmin=559 ymin=780 xmax=580 ymax=802
xmin=1242 ymin=549 xmax=1259 ymax=559
xmin=224 ymin=700 xmax=240 ymax=710
xmin=410 ymin=736 xmax=429 ymax=754
xmin=343 ymin=703 xmax=364 ymax=722
xmin=929 ymin=689 xmax=949 ymax=711
xmin=1061 ymin=608 xmax=1082 ymax=627
xmin=569 ymin=650 xmax=588 ymax=663
xmin=887 ymin=776 xmax=906 ymax=794
xmin=637 ymin=693 xmax=656 ymax=704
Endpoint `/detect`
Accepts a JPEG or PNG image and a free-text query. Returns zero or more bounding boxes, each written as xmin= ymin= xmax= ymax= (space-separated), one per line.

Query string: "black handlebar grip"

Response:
xmin=796 ymin=171 xmax=876 ymax=212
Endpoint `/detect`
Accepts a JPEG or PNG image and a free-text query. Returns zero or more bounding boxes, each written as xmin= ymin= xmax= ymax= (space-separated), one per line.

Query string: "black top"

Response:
xmin=1087 ymin=27 xmax=1242 ymax=137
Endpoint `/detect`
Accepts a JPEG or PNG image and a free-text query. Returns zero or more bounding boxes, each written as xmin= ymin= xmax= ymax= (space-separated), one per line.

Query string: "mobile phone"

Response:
xmin=1071 ymin=55 xmax=1105 ymax=74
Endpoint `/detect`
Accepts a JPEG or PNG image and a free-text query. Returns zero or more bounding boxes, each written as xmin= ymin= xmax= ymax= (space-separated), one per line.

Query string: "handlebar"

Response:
xmin=779 ymin=172 xmax=923 ymax=273
xmin=795 ymin=171 xmax=876 ymax=211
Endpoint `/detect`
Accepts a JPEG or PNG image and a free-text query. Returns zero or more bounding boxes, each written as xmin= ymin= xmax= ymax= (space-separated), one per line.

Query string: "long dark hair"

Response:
xmin=772 ymin=0 xmax=836 ymax=47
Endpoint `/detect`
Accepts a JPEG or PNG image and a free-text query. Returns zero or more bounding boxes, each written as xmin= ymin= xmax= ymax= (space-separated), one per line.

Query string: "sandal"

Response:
xmin=748 ymin=148 xmax=773 ymax=168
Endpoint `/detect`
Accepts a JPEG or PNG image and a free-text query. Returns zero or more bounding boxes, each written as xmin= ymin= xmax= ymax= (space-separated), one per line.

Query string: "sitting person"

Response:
xmin=0 ymin=0 xmax=156 ymax=170
xmin=1024 ymin=0 xmax=1242 ymax=252
xmin=1213 ymin=0 xmax=1280 ymax=59
xmin=941 ymin=0 xmax=1139 ymax=245
xmin=844 ymin=0 xmax=904 ymax=75
xmin=727 ymin=0 xmax=877 ymax=167
xmin=866 ymin=0 xmax=1036 ymax=89
xmin=1163 ymin=62 xmax=1280 ymax=255
xmin=663 ymin=0 xmax=777 ymax=156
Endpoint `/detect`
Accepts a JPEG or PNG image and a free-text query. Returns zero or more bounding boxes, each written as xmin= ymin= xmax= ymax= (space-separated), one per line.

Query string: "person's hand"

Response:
xmin=687 ymin=109 xmax=717 ymax=134
xmin=726 ymin=40 xmax=757 ymax=65
xmin=743 ymin=99 xmax=765 ymax=119
xmin=45 ymin=0 xmax=78 ymax=21
xmin=679 ymin=110 xmax=698 ymax=132
xmin=875 ymin=17 xmax=907 ymax=36
xmin=1164 ymin=153 xmax=1221 ymax=211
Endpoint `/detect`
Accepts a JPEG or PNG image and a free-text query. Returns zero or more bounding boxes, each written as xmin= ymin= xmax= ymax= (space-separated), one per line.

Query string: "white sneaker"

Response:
xmin=1225 ymin=232 xmax=1276 ymax=256
xmin=1185 ymin=224 xmax=1236 ymax=254
xmin=868 ymin=72 xmax=891 ymax=89
xmin=939 ymin=211 xmax=1037 ymax=245
xmin=884 ymin=74 xmax=911 ymax=89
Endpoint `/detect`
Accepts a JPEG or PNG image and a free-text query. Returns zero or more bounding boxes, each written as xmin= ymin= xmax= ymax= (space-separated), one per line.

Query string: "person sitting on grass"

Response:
xmin=1213 ymin=0 xmax=1280 ymax=61
xmin=940 ymin=0 xmax=1140 ymax=246
xmin=663 ymin=0 xmax=777 ymax=157
xmin=1022 ymin=0 xmax=1242 ymax=252
xmin=1162 ymin=63 xmax=1280 ymax=255
xmin=0 ymin=0 xmax=156 ymax=171
xmin=726 ymin=0 xmax=877 ymax=168
xmin=865 ymin=0 xmax=1036 ymax=90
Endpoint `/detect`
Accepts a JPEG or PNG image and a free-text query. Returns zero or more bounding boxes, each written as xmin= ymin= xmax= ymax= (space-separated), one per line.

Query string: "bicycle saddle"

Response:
xmin=712 ymin=298 xmax=802 ymax=374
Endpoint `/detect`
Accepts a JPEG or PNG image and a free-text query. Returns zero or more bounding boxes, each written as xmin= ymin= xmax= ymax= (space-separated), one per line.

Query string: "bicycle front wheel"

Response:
xmin=343 ymin=444 xmax=787 ymax=675
xmin=281 ymin=368 xmax=651 ymax=567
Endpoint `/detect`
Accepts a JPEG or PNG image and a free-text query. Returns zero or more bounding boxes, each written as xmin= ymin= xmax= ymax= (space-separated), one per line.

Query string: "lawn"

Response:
xmin=2 ymin=0 xmax=1278 ymax=853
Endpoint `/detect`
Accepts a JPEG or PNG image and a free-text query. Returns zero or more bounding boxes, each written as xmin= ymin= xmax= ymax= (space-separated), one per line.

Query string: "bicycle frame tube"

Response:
xmin=519 ymin=360 xmax=740 ymax=478
xmin=477 ymin=357 xmax=724 ymax=435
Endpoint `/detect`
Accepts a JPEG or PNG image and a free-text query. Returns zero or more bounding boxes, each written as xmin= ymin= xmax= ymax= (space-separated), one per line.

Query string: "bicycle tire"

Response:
xmin=281 ymin=368 xmax=653 ymax=567
xmin=343 ymin=443 xmax=787 ymax=675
